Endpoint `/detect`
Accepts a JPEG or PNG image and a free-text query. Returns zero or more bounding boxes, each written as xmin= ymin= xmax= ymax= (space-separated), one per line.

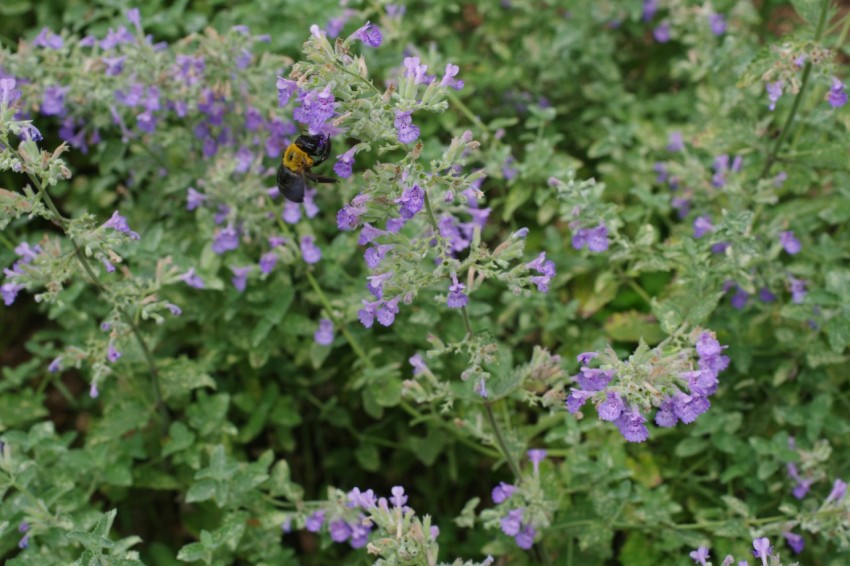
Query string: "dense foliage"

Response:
xmin=1 ymin=0 xmax=849 ymax=564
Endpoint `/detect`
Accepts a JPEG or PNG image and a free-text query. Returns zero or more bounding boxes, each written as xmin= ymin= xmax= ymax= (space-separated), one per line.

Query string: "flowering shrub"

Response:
xmin=1 ymin=0 xmax=850 ymax=563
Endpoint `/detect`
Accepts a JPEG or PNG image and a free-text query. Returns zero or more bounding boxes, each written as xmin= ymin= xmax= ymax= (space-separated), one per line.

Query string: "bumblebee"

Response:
xmin=277 ymin=133 xmax=337 ymax=203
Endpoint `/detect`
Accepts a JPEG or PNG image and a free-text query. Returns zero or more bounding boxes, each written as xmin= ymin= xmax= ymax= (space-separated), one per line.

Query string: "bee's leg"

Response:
xmin=305 ymin=172 xmax=339 ymax=184
xmin=311 ymin=136 xmax=332 ymax=167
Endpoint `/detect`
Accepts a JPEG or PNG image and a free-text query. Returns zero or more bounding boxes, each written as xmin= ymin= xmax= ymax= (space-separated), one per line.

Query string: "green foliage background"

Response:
xmin=1 ymin=0 xmax=850 ymax=564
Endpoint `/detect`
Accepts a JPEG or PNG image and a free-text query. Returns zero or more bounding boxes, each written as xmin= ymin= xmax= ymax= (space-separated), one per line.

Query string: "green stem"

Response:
xmin=482 ymin=401 xmax=522 ymax=479
xmin=460 ymin=306 xmax=473 ymax=337
xmin=0 ymin=230 xmax=16 ymax=251
xmin=758 ymin=0 xmax=830 ymax=179
xmin=447 ymin=92 xmax=490 ymax=135
xmin=32 ymin=173 xmax=168 ymax=428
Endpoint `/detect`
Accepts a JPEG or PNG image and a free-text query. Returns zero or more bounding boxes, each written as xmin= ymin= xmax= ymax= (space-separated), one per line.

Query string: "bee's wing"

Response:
xmin=277 ymin=165 xmax=307 ymax=203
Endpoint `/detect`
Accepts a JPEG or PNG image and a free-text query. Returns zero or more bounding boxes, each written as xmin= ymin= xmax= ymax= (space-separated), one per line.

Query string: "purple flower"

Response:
xmin=0 ymin=78 xmax=21 ymax=106
xmin=788 ymin=275 xmax=806 ymax=303
xmin=730 ymin=287 xmax=748 ymax=310
xmin=180 ymin=268 xmax=205 ymax=289
xmin=527 ymin=449 xmax=547 ymax=474
xmin=259 ymin=252 xmax=277 ymax=274
xmin=577 ymin=352 xmax=598 ymax=366
xmin=364 ymin=245 xmax=393 ymax=270
xmin=394 ymin=110 xmax=420 ymax=144
xmin=305 ymin=510 xmax=325 ymax=532
xmin=300 ymin=236 xmax=322 ymax=264
xmin=653 ymin=162 xmax=668 ymax=184
xmin=615 ymin=408 xmax=649 ymax=442
xmin=19 ymin=522 xmax=29 ymax=533
xmin=18 ymin=534 xmax=29 ymax=549
xmin=576 ymin=367 xmax=613 ymax=391
xmin=500 ymin=508 xmax=523 ymax=536
xmin=758 ymin=287 xmax=776 ymax=303
xmin=282 ymin=201 xmax=301 ymax=224
xmin=597 ymin=392 xmax=624 ymax=421
xmin=100 ymin=26 xmax=135 ymax=50
xmin=347 ymin=487 xmax=377 ymax=509
xmin=90 ymin=383 xmax=99 ymax=398
xmin=41 ymin=85 xmax=69 ymax=116
xmin=667 ymin=131 xmax=684 ymax=152
xmin=780 ymin=230 xmax=801 ymax=254
xmin=827 ymin=77 xmax=848 ymax=108
xmin=752 ymin=537 xmax=772 ymax=564
xmin=447 ymin=272 xmax=468 ymax=309
xmin=709 ymin=13 xmax=726 ymax=36
xmin=655 ymin=398 xmax=678 ymax=427
xmin=212 ymin=226 xmax=239 ymax=254
xmin=693 ymin=216 xmax=714 ymax=238
xmin=126 ymin=8 xmax=142 ymax=30
xmin=352 ymin=21 xmax=382 ymax=47
xmin=689 ymin=546 xmax=710 ymax=565
xmin=231 ymin=266 xmax=251 ymax=292
xmin=376 ymin=296 xmax=401 ymax=326
xmin=358 ymin=300 xmax=379 ymax=328
xmin=48 ymin=357 xmax=62 ymax=373
xmin=515 ymin=524 xmax=535 ymax=550
xmin=396 ymin=184 xmax=425 ymax=219
xmin=102 ymin=211 xmax=141 ymax=239
xmin=166 ymin=303 xmax=182 ymax=316
xmin=653 ymin=21 xmax=671 ymax=43
xmin=403 ymin=56 xmax=431 ymax=85
xmin=390 ymin=486 xmax=408 ymax=507
xmin=276 ymin=77 xmax=298 ymax=107
xmin=642 ymin=0 xmax=658 ymax=22
xmin=293 ymin=85 xmax=336 ymax=134
xmin=186 ymin=187 xmax=206 ymax=210
xmin=32 ymin=27 xmax=63 ymax=49
xmin=572 ymin=223 xmax=609 ymax=253
xmin=565 ymin=389 xmax=594 ymax=414
xmin=329 ymin=519 xmax=351 ymax=543
xmin=410 ymin=354 xmax=429 ymax=376
xmin=783 ymin=531 xmax=804 ymax=554
xmin=313 ymin=318 xmax=334 ymax=345
xmin=440 ymin=64 xmax=464 ymax=90
xmin=107 ymin=343 xmax=122 ymax=363
xmin=334 ymin=146 xmax=357 ymax=178
xmin=233 ymin=147 xmax=253 ymax=174
xmin=358 ymin=223 xmax=387 ymax=245
xmin=492 ymin=482 xmax=517 ymax=504
xmin=767 ymin=81 xmax=783 ymax=111
xmin=825 ymin=478 xmax=847 ymax=504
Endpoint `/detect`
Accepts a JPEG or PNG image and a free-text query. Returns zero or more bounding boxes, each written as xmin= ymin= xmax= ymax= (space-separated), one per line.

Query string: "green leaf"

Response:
xmin=176 ymin=541 xmax=209 ymax=563
xmin=604 ymin=311 xmax=665 ymax=344
xmin=354 ymin=442 xmax=381 ymax=472
xmin=163 ymin=421 xmax=196 ymax=457
xmin=185 ymin=479 xmax=217 ymax=504
xmin=159 ymin=357 xmax=216 ymax=401
xmin=674 ymin=437 xmax=708 ymax=458
xmin=824 ymin=313 xmax=850 ymax=353
xmin=409 ymin=429 xmax=446 ymax=466
xmin=790 ymin=0 xmax=822 ymax=25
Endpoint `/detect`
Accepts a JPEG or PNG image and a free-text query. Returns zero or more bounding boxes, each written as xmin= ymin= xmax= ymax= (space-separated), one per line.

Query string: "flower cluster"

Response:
xmin=689 ymin=535 xmax=807 ymax=565
xmin=565 ymin=330 xmax=730 ymax=442
xmin=483 ymin=450 xmax=554 ymax=551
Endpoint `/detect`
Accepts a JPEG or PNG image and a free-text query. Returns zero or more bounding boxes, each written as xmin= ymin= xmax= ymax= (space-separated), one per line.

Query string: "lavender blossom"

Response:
xmin=492 ymin=482 xmax=517 ymax=503
xmin=102 ymin=211 xmax=141 ymax=240
xmin=212 ymin=226 xmax=239 ymax=253
xmin=231 ymin=266 xmax=251 ymax=292
xmin=447 ymin=273 xmax=469 ymax=308
xmin=180 ymin=268 xmax=205 ymax=289
xmin=780 ymin=230 xmax=801 ymax=254
xmin=394 ymin=110 xmax=420 ymax=144
xmin=766 ymin=81 xmax=783 ymax=111
xmin=334 ymin=146 xmax=357 ymax=178
xmin=300 ymin=236 xmax=322 ymax=264
xmin=314 ymin=318 xmax=334 ymax=345
xmin=351 ymin=21 xmax=382 ymax=47
xmin=827 ymin=77 xmax=848 ymax=108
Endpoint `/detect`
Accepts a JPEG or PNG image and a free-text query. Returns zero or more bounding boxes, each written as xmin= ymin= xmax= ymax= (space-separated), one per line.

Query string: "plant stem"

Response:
xmin=759 ymin=0 xmax=831 ymax=179
xmin=460 ymin=306 xmax=473 ymax=337
xmin=447 ymin=92 xmax=490 ymax=135
xmin=482 ymin=400 xmax=522 ymax=479
xmin=32 ymin=173 xmax=168 ymax=428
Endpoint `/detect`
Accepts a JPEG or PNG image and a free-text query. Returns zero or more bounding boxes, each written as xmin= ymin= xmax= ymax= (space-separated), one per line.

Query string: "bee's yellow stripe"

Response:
xmin=282 ymin=144 xmax=314 ymax=173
